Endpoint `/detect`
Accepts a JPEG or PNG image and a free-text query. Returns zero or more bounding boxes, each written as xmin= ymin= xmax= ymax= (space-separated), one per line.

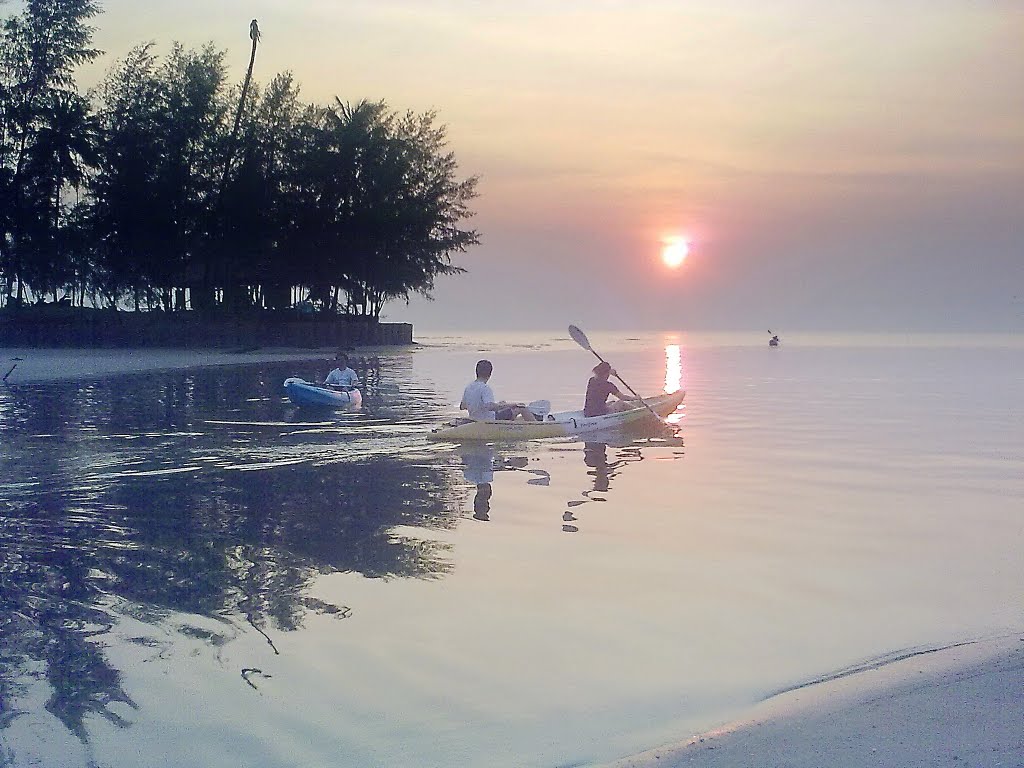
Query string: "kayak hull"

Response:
xmin=428 ymin=390 xmax=684 ymax=441
xmin=283 ymin=378 xmax=362 ymax=408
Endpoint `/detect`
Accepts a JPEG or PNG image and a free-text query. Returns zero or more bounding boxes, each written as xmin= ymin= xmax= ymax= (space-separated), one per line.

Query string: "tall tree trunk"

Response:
xmin=220 ymin=20 xmax=261 ymax=198
xmin=215 ymin=20 xmax=261 ymax=313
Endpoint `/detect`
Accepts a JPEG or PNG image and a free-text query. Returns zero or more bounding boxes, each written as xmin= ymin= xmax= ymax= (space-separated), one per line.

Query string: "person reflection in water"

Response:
xmin=564 ymin=442 xmax=610 ymax=532
xmin=584 ymin=442 xmax=610 ymax=492
xmin=565 ymin=442 xmax=644 ymax=532
xmin=460 ymin=446 xmax=550 ymax=522
xmin=473 ymin=483 xmax=493 ymax=521
xmin=461 ymin=444 xmax=495 ymax=521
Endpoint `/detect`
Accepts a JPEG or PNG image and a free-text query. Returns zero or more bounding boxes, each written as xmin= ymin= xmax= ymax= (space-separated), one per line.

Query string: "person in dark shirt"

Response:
xmin=583 ymin=361 xmax=638 ymax=417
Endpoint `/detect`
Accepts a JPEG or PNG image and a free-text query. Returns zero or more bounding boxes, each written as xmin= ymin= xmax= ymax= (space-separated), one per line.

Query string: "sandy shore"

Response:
xmin=606 ymin=633 xmax=1024 ymax=768
xmin=0 ymin=346 xmax=387 ymax=384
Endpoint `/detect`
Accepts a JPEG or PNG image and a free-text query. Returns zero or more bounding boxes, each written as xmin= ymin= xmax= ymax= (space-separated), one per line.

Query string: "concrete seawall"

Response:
xmin=0 ymin=309 xmax=413 ymax=349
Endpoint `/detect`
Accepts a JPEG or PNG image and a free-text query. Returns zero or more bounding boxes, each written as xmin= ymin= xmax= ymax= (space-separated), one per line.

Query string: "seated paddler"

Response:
xmin=461 ymin=359 xmax=537 ymax=421
xmin=324 ymin=353 xmax=359 ymax=389
xmin=583 ymin=361 xmax=638 ymax=417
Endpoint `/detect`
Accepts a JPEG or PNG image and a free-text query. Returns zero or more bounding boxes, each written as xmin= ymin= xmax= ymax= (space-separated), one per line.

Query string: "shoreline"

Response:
xmin=605 ymin=632 xmax=1024 ymax=768
xmin=0 ymin=345 xmax=408 ymax=385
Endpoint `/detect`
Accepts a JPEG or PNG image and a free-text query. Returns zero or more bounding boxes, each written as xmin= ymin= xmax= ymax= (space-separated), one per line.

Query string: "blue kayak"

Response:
xmin=283 ymin=378 xmax=362 ymax=408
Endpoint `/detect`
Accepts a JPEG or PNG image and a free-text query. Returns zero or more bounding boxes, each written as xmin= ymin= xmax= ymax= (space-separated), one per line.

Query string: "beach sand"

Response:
xmin=0 ymin=346 xmax=385 ymax=384
xmin=606 ymin=634 xmax=1024 ymax=768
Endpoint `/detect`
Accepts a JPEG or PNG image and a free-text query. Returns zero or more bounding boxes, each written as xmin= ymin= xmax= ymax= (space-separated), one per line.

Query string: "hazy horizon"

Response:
xmin=72 ymin=1 xmax=1023 ymax=333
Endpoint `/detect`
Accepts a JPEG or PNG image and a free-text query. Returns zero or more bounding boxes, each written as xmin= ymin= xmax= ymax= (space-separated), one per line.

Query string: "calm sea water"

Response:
xmin=1 ymin=331 xmax=1022 ymax=767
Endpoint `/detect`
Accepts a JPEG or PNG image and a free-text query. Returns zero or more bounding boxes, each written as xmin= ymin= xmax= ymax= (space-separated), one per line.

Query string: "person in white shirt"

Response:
xmin=324 ymin=354 xmax=359 ymax=389
xmin=460 ymin=359 xmax=536 ymax=421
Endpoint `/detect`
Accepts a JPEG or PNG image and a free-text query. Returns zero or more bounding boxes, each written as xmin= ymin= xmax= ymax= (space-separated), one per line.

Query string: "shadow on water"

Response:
xmin=0 ymin=358 xmax=460 ymax=746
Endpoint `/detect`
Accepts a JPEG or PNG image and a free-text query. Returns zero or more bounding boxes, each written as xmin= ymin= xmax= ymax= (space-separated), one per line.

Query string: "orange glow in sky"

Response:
xmin=71 ymin=1 xmax=1024 ymax=331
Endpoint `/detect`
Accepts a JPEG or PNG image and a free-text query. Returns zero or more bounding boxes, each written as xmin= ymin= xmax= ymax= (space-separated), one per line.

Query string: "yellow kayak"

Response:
xmin=428 ymin=390 xmax=685 ymax=441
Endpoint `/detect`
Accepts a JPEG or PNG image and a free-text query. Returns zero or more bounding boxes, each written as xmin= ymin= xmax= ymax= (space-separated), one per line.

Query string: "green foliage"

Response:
xmin=0 ymin=3 xmax=478 ymax=316
xmin=0 ymin=0 xmax=101 ymax=303
xmin=87 ymin=42 xmax=231 ymax=308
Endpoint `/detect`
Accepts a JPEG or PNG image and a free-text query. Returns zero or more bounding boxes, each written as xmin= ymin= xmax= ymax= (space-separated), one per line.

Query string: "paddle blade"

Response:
xmin=568 ymin=324 xmax=592 ymax=351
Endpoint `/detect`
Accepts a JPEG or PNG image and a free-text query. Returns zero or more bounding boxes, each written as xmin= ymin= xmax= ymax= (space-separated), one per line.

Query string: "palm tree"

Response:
xmin=32 ymin=92 xmax=98 ymax=229
xmin=20 ymin=91 xmax=99 ymax=300
xmin=219 ymin=18 xmax=260 ymax=197
xmin=0 ymin=0 xmax=101 ymax=304
xmin=210 ymin=19 xmax=261 ymax=312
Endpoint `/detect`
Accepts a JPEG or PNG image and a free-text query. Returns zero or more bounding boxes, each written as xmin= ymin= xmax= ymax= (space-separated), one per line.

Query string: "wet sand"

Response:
xmin=606 ymin=634 xmax=1024 ymax=768
xmin=0 ymin=346 xmax=380 ymax=384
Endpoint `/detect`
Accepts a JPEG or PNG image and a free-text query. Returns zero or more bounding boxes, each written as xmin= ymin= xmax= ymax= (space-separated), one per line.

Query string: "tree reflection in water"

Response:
xmin=0 ymin=360 xmax=461 ymax=746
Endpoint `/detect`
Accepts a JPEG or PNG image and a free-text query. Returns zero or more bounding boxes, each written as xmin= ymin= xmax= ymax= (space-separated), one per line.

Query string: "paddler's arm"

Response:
xmin=610 ymin=384 xmax=638 ymax=402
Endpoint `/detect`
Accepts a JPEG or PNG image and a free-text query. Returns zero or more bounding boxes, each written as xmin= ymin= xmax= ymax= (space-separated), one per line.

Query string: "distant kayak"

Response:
xmin=769 ymin=338 xmax=779 ymax=347
xmin=283 ymin=378 xmax=362 ymax=408
xmin=428 ymin=390 xmax=685 ymax=441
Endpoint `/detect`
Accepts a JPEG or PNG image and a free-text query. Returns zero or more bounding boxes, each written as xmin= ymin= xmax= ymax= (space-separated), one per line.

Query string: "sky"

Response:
xmin=73 ymin=0 xmax=1023 ymax=331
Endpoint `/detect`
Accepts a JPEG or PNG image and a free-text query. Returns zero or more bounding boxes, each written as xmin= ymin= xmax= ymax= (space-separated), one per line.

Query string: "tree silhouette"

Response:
xmin=2 ymin=6 xmax=478 ymax=316
xmin=0 ymin=0 xmax=101 ymax=303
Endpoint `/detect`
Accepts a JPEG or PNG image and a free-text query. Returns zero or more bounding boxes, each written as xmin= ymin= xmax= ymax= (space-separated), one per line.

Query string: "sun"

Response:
xmin=661 ymin=237 xmax=689 ymax=269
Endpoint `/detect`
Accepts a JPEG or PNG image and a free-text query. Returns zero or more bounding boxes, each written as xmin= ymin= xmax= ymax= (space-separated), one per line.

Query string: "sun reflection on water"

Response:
xmin=664 ymin=343 xmax=685 ymax=424
xmin=664 ymin=344 xmax=681 ymax=394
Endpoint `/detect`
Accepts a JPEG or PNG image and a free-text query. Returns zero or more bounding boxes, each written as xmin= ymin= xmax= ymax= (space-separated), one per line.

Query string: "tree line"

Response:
xmin=0 ymin=0 xmax=479 ymax=317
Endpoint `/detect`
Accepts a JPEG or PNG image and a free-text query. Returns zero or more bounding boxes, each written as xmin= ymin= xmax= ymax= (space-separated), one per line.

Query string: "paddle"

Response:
xmin=567 ymin=325 xmax=662 ymax=421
